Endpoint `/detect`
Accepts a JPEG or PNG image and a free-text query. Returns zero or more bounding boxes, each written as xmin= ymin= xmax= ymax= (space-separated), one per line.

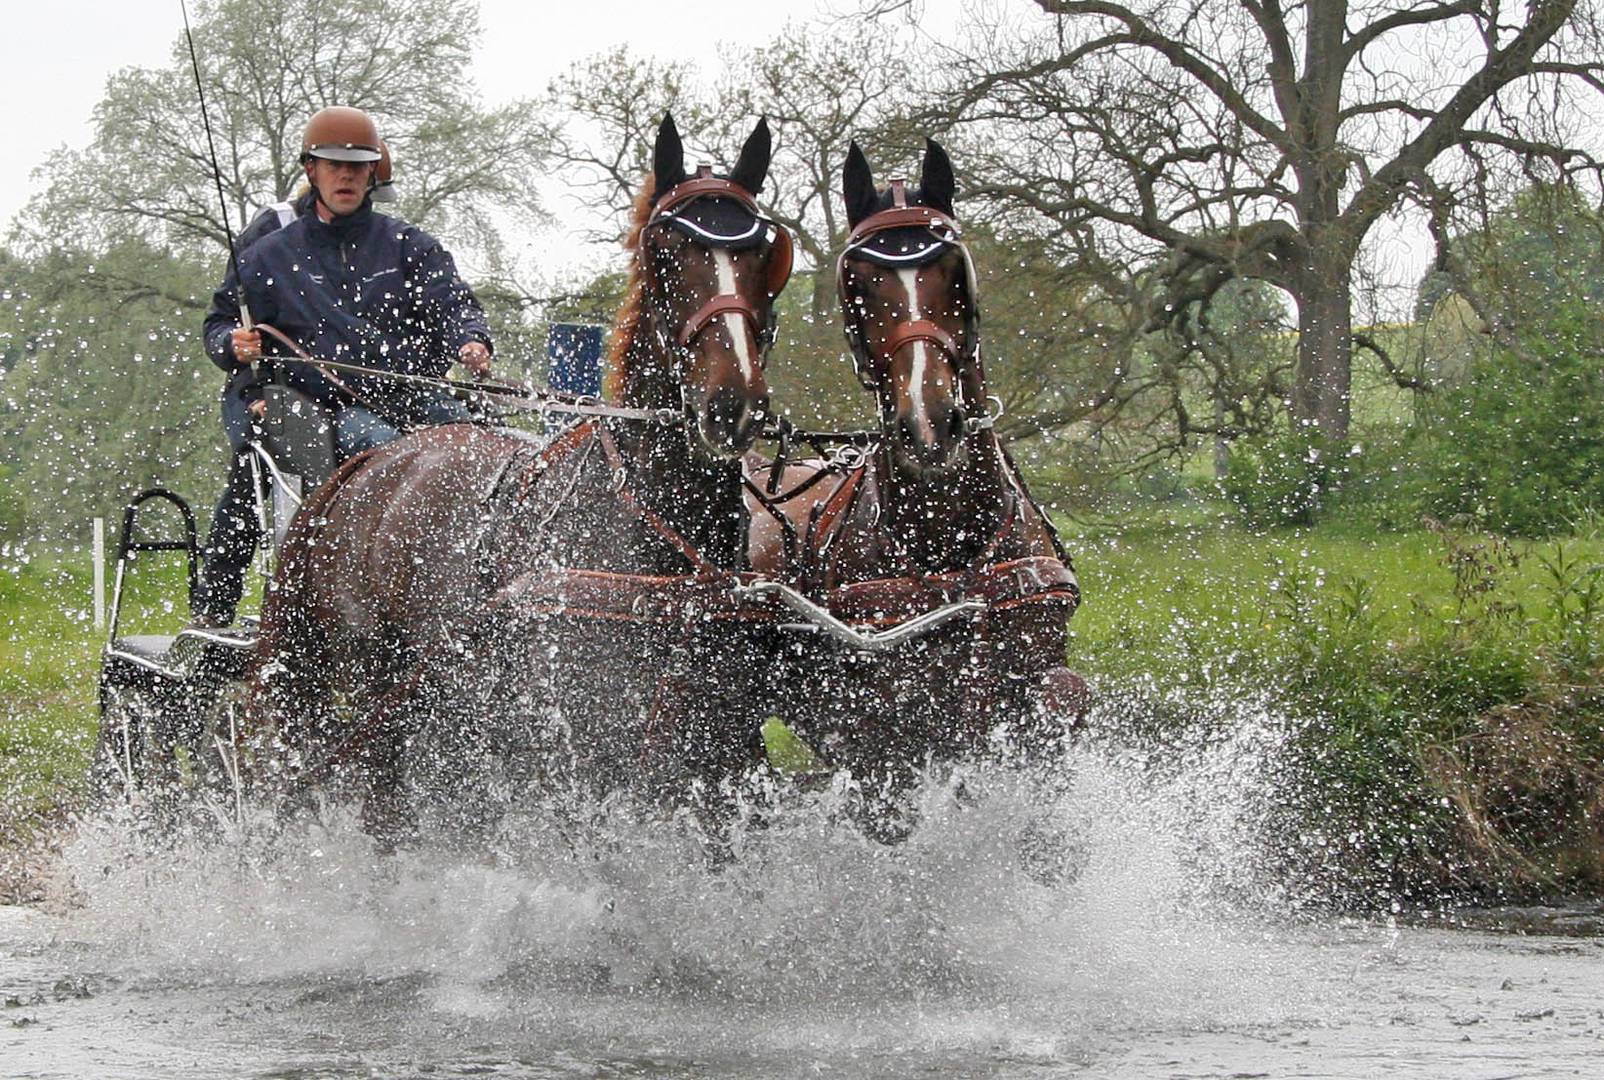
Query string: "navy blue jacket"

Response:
xmin=231 ymin=201 xmax=492 ymax=410
xmin=203 ymin=191 xmax=317 ymax=375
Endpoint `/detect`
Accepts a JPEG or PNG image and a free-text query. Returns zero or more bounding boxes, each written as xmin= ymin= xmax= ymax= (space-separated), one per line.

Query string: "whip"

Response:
xmin=180 ymin=0 xmax=251 ymax=329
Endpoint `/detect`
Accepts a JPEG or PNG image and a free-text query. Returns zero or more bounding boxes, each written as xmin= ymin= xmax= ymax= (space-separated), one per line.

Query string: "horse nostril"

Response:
xmin=704 ymin=385 xmax=763 ymax=448
xmin=943 ymin=404 xmax=966 ymax=443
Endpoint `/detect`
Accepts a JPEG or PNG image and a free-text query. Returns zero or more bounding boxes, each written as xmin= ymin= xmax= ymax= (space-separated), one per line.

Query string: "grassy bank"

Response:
xmin=0 ymin=550 xmax=191 ymax=887
xmin=1064 ymin=501 xmax=1604 ymax=904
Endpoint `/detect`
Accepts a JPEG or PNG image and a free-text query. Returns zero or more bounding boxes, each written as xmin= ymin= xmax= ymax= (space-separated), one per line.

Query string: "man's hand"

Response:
xmin=458 ymin=341 xmax=492 ymax=378
xmin=248 ymin=399 xmax=267 ymax=420
xmin=231 ymin=327 xmax=262 ymax=366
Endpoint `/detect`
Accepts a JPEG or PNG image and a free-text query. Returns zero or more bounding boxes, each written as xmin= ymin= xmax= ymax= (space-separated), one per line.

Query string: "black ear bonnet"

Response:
xmin=657 ymin=194 xmax=770 ymax=251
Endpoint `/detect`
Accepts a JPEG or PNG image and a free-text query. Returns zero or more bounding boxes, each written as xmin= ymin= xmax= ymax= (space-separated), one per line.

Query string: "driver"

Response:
xmin=229 ymin=105 xmax=493 ymax=459
xmin=191 ymin=107 xmax=490 ymax=628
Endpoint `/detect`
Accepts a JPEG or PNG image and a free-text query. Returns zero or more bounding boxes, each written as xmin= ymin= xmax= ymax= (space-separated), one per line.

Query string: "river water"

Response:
xmin=4 ymin=710 xmax=1602 ymax=1078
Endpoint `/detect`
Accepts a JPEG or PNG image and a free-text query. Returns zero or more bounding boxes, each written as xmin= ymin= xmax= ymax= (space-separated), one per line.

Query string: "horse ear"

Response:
xmin=729 ymin=117 xmax=772 ymax=196
xmin=652 ymin=112 xmax=687 ymax=199
xmin=843 ymin=141 xmax=877 ymax=228
xmin=920 ymin=138 xmax=956 ymax=216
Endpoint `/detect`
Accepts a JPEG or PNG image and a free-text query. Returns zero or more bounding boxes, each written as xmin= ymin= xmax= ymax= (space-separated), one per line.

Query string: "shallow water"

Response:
xmin=4 ymin=711 xmax=1602 ymax=1078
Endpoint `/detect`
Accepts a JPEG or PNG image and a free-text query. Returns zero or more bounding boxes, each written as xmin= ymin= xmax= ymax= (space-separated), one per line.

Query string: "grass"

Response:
xmin=0 ymin=547 xmax=195 ymax=854
xmin=1061 ymin=500 xmax=1604 ymax=903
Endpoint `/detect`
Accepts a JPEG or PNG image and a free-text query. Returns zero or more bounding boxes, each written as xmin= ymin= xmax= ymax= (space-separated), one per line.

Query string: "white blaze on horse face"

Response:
xmin=896 ymin=267 xmax=936 ymax=446
xmin=712 ymin=249 xmax=756 ymax=383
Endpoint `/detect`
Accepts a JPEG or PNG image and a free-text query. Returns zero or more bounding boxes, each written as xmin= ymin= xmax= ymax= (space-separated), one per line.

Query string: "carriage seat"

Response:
xmin=260 ymin=384 xmax=339 ymax=491
xmin=110 ymin=635 xmax=176 ymax=664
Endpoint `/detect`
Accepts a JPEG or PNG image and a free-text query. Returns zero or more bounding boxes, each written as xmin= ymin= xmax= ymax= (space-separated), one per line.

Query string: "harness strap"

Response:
xmin=495 ymin=567 xmax=768 ymax=624
xmin=885 ymin=319 xmax=962 ymax=363
xmin=678 ymin=294 xmax=762 ymax=348
xmin=595 ymin=424 xmax=723 ymax=578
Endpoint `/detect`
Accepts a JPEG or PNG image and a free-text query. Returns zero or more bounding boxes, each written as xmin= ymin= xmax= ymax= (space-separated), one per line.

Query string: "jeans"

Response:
xmin=333 ymin=394 xmax=474 ymax=458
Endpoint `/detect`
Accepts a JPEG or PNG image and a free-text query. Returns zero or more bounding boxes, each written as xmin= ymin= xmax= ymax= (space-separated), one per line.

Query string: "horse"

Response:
xmin=747 ymin=138 xmax=1085 ymax=840
xmin=244 ymin=114 xmax=795 ymax=842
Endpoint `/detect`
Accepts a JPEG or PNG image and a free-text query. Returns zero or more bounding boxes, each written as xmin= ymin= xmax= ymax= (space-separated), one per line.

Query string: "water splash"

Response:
xmin=52 ymin=690 xmax=1323 ymax=1069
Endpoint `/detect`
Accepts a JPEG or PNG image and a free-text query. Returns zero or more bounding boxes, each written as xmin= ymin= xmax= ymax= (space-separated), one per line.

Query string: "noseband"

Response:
xmin=647 ymin=168 xmax=794 ymax=354
xmin=836 ymin=181 xmax=984 ymax=415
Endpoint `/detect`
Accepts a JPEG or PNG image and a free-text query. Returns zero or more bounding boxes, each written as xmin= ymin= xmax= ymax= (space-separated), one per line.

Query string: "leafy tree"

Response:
xmin=930 ymin=0 xmax=1604 ymax=446
xmin=15 ymin=0 xmax=551 ymax=270
xmin=0 ymin=241 xmax=219 ymax=541
xmin=1420 ymin=298 xmax=1604 ymax=535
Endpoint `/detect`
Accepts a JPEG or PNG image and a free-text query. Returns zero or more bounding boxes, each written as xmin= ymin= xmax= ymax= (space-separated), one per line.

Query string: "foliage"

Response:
xmin=1219 ymin=428 xmax=1338 ymax=527
xmin=1069 ymin=509 xmax=1604 ymax=903
xmin=1418 ymin=300 xmax=1604 ymax=535
xmin=0 ymin=240 xmax=221 ymax=541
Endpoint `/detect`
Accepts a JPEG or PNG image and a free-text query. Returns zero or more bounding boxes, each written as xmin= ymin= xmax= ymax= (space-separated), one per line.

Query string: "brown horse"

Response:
xmin=245 ymin=115 xmax=793 ymax=840
xmin=748 ymin=139 xmax=1084 ymax=839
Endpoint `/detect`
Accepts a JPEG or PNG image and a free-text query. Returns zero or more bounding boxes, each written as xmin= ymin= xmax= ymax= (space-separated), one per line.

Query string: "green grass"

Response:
xmin=1 ymin=549 xmax=196 ymax=844
xmin=1061 ymin=500 xmax=1604 ymax=902
xmin=6 ymin=501 xmax=1603 ymax=905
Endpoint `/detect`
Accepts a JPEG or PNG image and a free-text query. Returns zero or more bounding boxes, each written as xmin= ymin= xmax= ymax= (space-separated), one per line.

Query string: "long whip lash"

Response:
xmin=180 ymin=0 xmax=251 ymax=328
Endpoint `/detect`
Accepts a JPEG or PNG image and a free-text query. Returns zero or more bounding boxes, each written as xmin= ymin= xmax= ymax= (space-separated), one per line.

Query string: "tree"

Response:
xmin=15 ymin=0 xmax=551 ymax=274
xmin=934 ymin=0 xmax=1604 ymax=444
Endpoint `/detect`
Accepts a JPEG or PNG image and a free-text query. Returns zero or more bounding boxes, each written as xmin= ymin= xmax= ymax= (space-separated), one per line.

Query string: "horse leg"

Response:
xmin=241 ymin=623 xmax=337 ymax=805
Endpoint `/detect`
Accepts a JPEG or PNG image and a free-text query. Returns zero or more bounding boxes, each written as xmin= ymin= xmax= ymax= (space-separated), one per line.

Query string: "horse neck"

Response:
xmin=874 ymin=429 xmax=1013 ymax=571
xmin=615 ymin=309 xmax=747 ymax=569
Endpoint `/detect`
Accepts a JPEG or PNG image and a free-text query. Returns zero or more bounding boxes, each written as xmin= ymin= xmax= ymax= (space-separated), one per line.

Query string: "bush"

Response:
xmin=0 ymin=463 xmax=25 ymax=544
xmin=1219 ymin=428 xmax=1338 ymax=527
xmin=1419 ymin=302 xmax=1604 ymax=535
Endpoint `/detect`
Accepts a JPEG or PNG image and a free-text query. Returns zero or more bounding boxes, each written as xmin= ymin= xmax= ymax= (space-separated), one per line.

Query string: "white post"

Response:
xmin=93 ymin=517 xmax=106 ymax=630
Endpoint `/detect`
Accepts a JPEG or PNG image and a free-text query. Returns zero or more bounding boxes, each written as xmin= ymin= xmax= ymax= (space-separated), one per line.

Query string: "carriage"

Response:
xmin=93 ymin=123 xmax=1086 ymax=838
xmin=93 ymin=380 xmax=343 ymax=802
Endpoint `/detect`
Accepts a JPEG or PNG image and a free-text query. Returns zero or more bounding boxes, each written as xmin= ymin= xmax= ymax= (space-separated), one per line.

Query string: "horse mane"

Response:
xmin=604 ymin=172 xmax=657 ymax=401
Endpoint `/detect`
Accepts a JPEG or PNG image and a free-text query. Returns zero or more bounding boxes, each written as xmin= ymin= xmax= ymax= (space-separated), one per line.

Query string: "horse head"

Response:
xmin=614 ymin=113 xmax=793 ymax=459
xmin=838 ymin=138 xmax=985 ymax=475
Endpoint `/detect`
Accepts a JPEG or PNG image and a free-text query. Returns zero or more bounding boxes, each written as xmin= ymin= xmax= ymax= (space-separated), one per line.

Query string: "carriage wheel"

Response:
xmin=90 ymin=679 xmax=183 ymax=812
xmin=90 ymin=673 xmax=246 ymax=825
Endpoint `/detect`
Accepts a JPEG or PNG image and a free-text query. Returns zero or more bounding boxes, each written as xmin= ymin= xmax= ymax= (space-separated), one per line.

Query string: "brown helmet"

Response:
xmin=371 ymin=140 xmax=397 ymax=202
xmin=300 ymin=106 xmax=382 ymax=163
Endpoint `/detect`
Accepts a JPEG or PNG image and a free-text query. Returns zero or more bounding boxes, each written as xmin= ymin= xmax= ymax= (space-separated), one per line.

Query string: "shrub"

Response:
xmin=1419 ymin=302 xmax=1604 ymax=535
xmin=1219 ymin=428 xmax=1338 ymax=527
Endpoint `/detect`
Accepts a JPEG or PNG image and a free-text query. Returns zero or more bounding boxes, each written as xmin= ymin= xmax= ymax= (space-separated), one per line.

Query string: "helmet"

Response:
xmin=371 ymin=140 xmax=397 ymax=202
xmin=300 ymin=106 xmax=382 ymax=163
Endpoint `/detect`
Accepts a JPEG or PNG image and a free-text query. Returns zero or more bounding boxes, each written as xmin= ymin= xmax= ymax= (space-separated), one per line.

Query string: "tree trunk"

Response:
xmin=1292 ymin=264 xmax=1353 ymax=443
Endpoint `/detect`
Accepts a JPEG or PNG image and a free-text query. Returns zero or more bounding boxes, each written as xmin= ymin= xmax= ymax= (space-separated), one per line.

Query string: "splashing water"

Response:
xmin=7 ymin=693 xmax=1601 ymax=1078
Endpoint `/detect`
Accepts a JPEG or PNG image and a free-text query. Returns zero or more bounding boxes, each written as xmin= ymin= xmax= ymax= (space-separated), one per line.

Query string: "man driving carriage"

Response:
xmin=192 ymin=105 xmax=493 ymax=627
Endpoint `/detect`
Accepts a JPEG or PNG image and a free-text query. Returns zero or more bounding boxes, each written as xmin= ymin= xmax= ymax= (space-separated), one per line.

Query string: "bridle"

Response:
xmin=644 ymin=167 xmax=794 ymax=358
xmin=835 ymin=180 xmax=987 ymax=433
